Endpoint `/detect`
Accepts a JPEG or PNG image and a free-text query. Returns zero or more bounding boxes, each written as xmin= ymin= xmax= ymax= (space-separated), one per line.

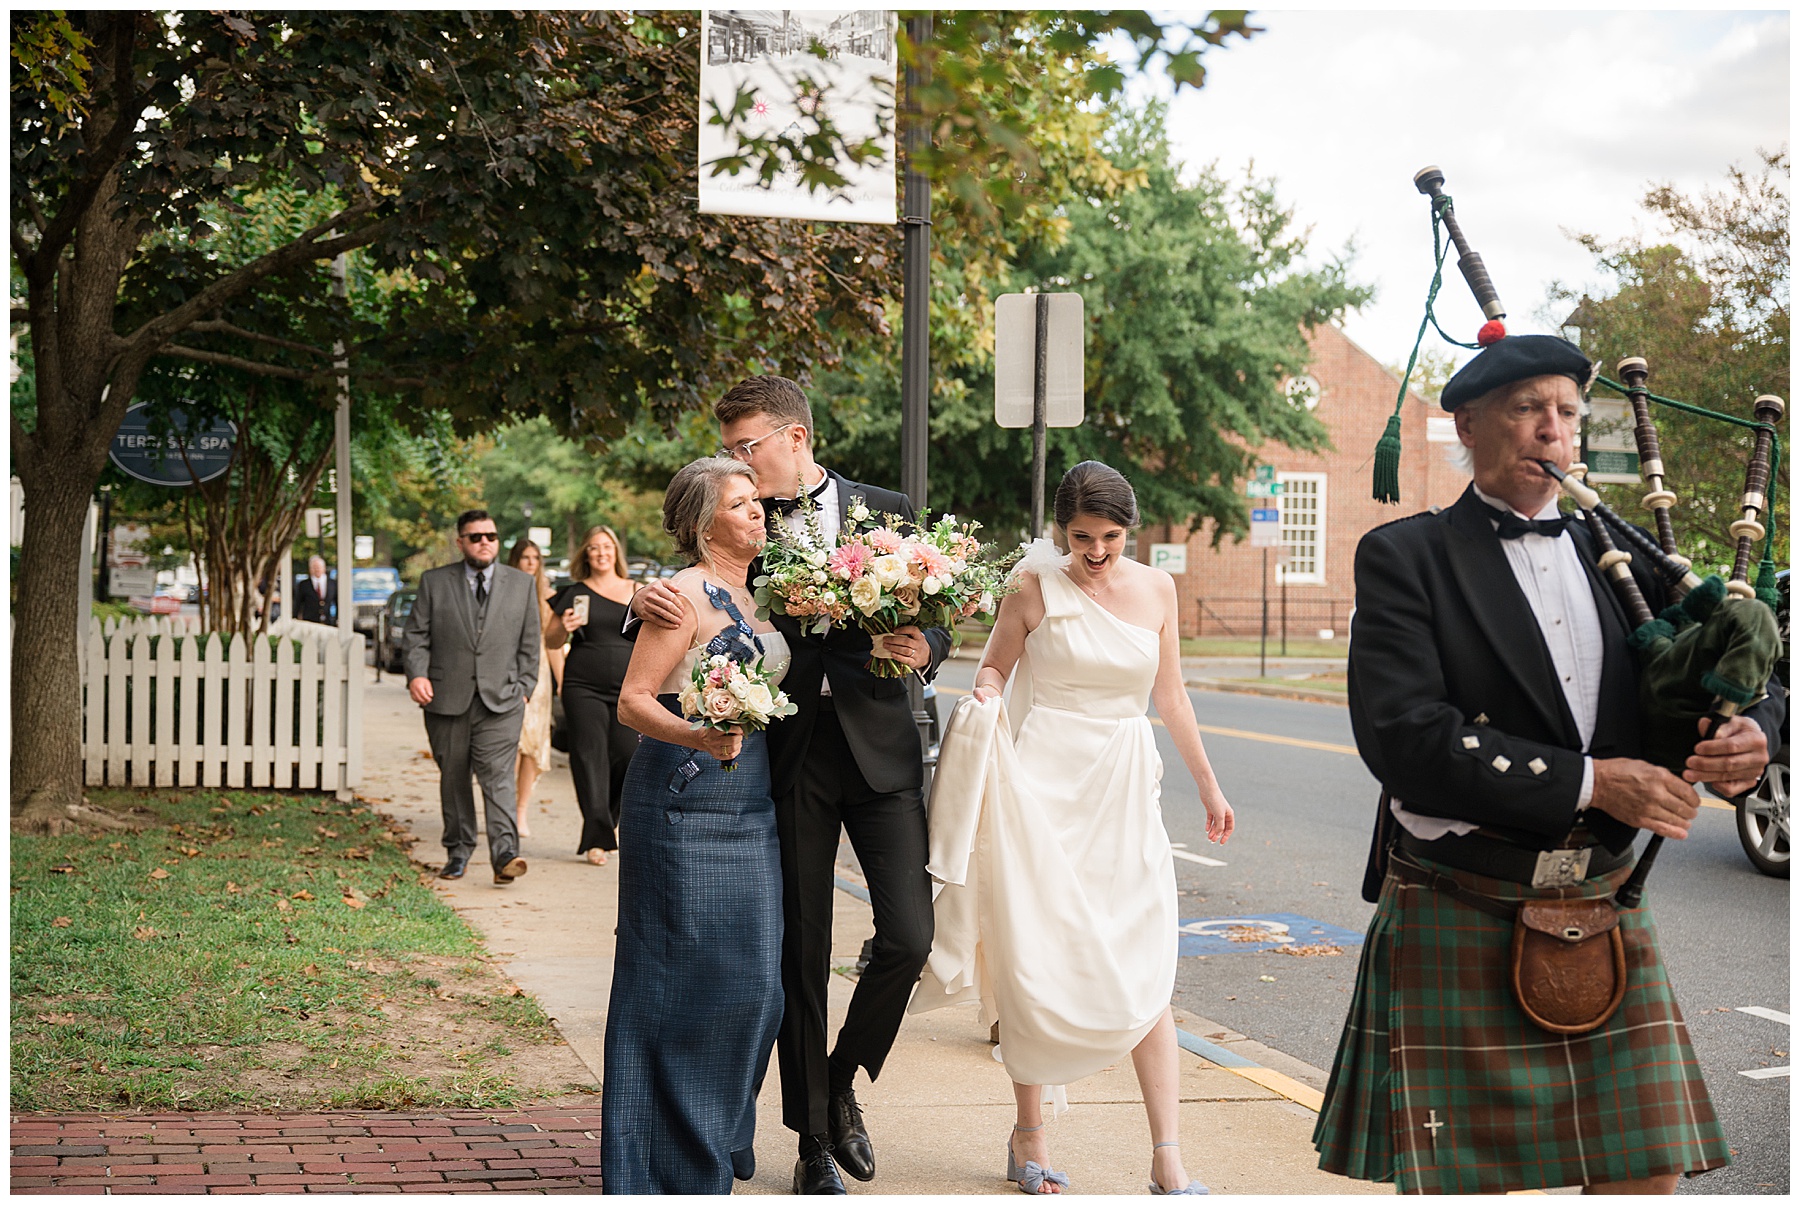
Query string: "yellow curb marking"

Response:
xmin=1228 ymin=1065 xmax=1324 ymax=1112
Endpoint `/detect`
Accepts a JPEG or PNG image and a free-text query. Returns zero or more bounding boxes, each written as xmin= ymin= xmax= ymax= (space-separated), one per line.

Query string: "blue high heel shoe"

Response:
xmin=1006 ymin=1123 xmax=1070 ymax=1195
xmin=1148 ymin=1141 xmax=1208 ymax=1194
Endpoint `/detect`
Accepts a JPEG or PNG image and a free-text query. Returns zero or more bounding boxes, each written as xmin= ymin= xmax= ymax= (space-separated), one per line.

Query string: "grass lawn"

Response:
xmin=12 ymin=788 xmax=592 ymax=1113
xmin=1178 ymin=637 xmax=1346 ymax=658
xmin=1238 ymin=672 xmax=1348 ymax=693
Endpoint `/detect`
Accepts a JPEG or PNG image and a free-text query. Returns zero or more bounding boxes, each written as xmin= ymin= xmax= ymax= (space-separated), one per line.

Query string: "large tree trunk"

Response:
xmin=12 ymin=463 xmax=105 ymax=829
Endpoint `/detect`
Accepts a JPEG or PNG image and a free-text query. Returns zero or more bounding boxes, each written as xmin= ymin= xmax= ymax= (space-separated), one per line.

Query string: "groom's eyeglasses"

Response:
xmin=461 ymin=532 xmax=499 ymax=543
xmin=720 ymin=422 xmax=798 ymax=462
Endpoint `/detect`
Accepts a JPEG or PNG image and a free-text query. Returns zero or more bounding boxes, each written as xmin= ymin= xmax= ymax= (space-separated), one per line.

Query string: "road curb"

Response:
xmin=1185 ymin=677 xmax=1349 ymax=707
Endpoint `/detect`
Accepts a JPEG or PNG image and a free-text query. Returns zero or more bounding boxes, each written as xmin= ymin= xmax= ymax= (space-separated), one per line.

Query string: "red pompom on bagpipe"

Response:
xmin=1477 ymin=320 xmax=1506 ymax=347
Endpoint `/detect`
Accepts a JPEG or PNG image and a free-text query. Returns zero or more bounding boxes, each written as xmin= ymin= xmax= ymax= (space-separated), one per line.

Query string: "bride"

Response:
xmin=913 ymin=461 xmax=1234 ymax=1195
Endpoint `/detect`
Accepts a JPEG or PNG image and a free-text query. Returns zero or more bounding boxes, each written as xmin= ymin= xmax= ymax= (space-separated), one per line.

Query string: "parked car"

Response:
xmin=378 ymin=587 xmax=417 ymax=674
xmin=351 ymin=567 xmax=403 ymax=639
xmin=1736 ymin=568 xmax=1789 ymax=878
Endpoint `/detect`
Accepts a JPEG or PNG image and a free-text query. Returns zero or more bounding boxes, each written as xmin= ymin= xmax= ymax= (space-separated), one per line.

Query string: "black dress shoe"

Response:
xmin=730 ymin=1146 xmax=755 ymax=1182
xmin=828 ymin=1089 xmax=875 ymax=1182
xmin=438 ymin=856 xmax=467 ymax=880
xmin=493 ymin=854 xmax=527 ymax=884
xmin=792 ymin=1148 xmax=846 ymax=1194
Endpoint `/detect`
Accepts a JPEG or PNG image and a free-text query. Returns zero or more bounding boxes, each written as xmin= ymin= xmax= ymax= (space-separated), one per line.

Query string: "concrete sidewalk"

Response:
xmin=359 ymin=669 xmax=1381 ymax=1196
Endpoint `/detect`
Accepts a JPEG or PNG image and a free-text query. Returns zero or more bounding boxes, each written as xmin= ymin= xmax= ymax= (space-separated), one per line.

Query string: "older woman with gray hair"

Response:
xmin=602 ymin=456 xmax=793 ymax=1195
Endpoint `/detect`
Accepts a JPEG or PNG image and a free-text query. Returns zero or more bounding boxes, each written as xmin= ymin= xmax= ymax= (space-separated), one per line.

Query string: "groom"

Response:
xmin=632 ymin=375 xmax=949 ymax=1194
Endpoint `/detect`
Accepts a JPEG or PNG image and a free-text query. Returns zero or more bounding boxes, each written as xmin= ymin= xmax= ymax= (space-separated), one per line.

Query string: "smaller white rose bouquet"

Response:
xmin=677 ymin=653 xmax=797 ymax=770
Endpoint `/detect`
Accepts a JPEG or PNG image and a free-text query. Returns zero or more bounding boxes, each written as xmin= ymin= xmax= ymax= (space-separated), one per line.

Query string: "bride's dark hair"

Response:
xmin=1055 ymin=461 xmax=1138 ymax=529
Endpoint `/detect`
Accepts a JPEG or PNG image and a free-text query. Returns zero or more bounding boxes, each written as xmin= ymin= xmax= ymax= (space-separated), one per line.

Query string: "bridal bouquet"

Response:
xmin=677 ymin=653 xmax=797 ymax=770
xmin=755 ymin=490 xmax=1022 ymax=678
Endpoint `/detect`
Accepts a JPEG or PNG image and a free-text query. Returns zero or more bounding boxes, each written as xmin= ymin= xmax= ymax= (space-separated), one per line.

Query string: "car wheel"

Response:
xmin=1736 ymin=747 xmax=1789 ymax=878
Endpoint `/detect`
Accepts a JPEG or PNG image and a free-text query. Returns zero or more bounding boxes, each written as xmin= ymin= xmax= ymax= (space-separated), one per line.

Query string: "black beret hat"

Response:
xmin=1440 ymin=334 xmax=1595 ymax=412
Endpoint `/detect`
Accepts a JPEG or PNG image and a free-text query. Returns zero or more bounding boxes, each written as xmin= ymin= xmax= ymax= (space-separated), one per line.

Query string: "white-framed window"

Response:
xmin=1276 ymin=472 xmax=1325 ymax=584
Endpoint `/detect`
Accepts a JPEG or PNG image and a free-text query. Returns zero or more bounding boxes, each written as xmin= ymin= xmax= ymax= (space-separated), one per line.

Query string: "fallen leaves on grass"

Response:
xmin=291 ymin=890 xmax=315 ymax=901
xmin=36 ymin=1013 xmax=76 ymax=1025
xmin=132 ymin=926 xmax=158 ymax=941
xmin=51 ymin=916 xmax=72 ymax=928
xmin=148 ymin=868 xmax=170 ymax=880
xmin=343 ymin=896 xmax=366 ymax=910
xmin=49 ymin=861 xmax=76 ymax=875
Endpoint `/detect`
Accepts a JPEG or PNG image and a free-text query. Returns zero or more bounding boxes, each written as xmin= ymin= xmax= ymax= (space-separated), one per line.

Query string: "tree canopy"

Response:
xmin=814 ymin=105 xmax=1369 ymax=536
xmin=1552 ymin=148 xmax=1789 ymax=572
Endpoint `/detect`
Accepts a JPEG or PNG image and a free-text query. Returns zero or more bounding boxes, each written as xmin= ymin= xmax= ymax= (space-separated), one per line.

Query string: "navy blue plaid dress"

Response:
xmin=602 ymin=590 xmax=787 ymax=1194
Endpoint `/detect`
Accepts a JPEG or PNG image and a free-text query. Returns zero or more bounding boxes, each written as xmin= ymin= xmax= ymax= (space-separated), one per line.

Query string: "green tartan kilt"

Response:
xmin=1312 ymin=852 xmax=1729 ymax=1194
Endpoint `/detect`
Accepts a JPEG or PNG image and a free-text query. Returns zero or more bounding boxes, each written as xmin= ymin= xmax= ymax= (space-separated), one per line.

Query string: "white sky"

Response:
xmin=1138 ymin=8 xmax=1790 ymax=372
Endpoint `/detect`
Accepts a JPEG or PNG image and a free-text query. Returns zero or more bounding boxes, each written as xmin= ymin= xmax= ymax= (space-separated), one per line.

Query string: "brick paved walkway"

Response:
xmin=12 ymin=1106 xmax=604 ymax=1193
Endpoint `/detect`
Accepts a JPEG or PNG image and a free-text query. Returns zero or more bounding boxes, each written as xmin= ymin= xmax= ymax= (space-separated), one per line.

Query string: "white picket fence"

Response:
xmin=80 ymin=615 xmax=365 ymax=798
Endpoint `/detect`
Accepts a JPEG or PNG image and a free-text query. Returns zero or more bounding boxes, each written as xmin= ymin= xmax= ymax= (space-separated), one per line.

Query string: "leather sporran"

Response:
xmin=1509 ymin=898 xmax=1626 ymax=1034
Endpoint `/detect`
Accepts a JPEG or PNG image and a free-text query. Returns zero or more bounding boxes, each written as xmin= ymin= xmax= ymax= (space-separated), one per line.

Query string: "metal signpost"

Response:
xmin=1246 ymin=468 xmax=1283 ymax=677
xmin=994 ymin=291 xmax=1085 ymax=535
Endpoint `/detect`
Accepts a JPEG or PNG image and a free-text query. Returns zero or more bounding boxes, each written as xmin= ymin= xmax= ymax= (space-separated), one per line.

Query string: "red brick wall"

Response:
xmin=1141 ymin=324 xmax=1470 ymax=639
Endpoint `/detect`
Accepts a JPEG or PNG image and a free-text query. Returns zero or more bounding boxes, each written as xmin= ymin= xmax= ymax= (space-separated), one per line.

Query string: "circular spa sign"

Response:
xmin=109 ymin=402 xmax=238 ymax=486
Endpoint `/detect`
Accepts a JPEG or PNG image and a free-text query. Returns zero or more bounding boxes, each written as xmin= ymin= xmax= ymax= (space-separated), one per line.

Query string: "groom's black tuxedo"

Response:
xmin=757 ymin=469 xmax=951 ymax=1148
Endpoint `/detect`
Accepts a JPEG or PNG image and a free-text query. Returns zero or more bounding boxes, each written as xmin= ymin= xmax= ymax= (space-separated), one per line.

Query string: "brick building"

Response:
xmin=1137 ymin=323 xmax=1471 ymax=641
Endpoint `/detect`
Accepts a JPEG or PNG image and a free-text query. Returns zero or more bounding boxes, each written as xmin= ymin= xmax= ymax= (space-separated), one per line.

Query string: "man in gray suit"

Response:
xmin=404 ymin=509 xmax=541 ymax=884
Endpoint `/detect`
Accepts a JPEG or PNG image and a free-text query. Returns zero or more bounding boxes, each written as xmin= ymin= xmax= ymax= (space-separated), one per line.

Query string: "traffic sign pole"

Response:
xmin=1031 ymin=291 xmax=1048 ymax=537
xmin=1260 ymin=549 xmax=1269 ymax=678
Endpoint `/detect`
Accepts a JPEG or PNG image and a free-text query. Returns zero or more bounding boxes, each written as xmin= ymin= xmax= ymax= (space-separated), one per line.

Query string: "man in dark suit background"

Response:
xmin=404 ymin=509 xmax=542 ymax=886
xmin=1313 ymin=336 xmax=1782 ymax=1194
xmin=633 ymin=376 xmax=949 ymax=1194
xmin=293 ymin=555 xmax=336 ymax=624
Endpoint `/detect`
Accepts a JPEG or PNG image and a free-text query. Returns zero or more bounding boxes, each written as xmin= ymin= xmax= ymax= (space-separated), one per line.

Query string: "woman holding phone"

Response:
xmin=546 ymin=525 xmax=640 ymax=865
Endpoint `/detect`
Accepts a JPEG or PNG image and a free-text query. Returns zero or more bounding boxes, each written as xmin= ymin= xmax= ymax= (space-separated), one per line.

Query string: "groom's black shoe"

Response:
xmin=793 ymin=1139 xmax=846 ymax=1195
xmin=828 ymin=1089 xmax=875 ymax=1182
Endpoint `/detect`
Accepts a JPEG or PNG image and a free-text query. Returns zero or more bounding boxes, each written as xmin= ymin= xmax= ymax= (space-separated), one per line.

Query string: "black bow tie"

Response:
xmin=1483 ymin=502 xmax=1569 ymax=540
xmin=768 ymin=476 xmax=831 ymax=518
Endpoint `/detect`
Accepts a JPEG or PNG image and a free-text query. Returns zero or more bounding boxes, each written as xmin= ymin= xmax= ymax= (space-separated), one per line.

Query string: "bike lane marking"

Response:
xmin=1735 ymin=1007 xmax=1790 ymax=1079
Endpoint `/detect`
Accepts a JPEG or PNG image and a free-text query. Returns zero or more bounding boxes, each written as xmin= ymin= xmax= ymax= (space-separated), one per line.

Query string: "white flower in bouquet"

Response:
xmin=922 ymin=575 xmax=943 ymax=596
xmin=811 ymin=570 xmax=827 ymax=584
xmin=808 ymin=550 xmax=829 ymax=568
xmin=978 ymin=590 xmax=996 ymax=613
xmin=850 ymin=576 xmax=882 ymax=614
xmin=740 ymin=681 xmax=776 ymax=717
xmin=705 ymin=691 xmax=742 ymax=722
xmin=871 ymin=554 xmax=908 ymax=589
xmin=678 ymin=684 xmax=702 ymax=715
xmin=849 ymin=500 xmax=871 ymax=522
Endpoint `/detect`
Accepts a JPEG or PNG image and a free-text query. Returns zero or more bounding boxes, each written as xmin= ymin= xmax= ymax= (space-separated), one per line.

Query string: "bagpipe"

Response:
xmin=1393 ymin=168 xmax=1786 ymax=908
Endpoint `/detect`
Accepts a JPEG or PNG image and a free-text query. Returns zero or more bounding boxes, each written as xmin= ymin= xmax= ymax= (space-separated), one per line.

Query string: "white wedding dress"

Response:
xmin=912 ymin=548 xmax=1177 ymax=1091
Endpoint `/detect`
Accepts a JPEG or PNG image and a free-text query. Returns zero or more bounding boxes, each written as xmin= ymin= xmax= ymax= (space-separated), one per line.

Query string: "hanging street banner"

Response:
xmin=109 ymin=402 xmax=237 ymax=486
xmin=1583 ymin=396 xmax=1642 ymax=485
xmin=698 ymin=10 xmax=897 ymax=224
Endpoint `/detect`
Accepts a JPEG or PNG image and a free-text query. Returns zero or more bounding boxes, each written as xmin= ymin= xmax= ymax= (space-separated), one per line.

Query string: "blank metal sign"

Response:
xmin=994 ymin=291 xmax=1085 ymax=429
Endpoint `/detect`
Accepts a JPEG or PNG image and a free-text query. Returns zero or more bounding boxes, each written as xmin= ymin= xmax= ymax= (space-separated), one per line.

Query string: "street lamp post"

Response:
xmin=900 ymin=14 xmax=933 ymax=772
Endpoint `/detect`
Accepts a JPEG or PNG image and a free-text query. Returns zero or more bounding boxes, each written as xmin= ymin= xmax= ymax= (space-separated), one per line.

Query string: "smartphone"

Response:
xmin=572 ymin=593 xmax=590 ymax=623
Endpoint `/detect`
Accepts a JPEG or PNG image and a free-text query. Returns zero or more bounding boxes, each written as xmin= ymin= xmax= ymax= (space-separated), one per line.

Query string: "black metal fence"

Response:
xmin=1191 ymin=595 xmax=1353 ymax=641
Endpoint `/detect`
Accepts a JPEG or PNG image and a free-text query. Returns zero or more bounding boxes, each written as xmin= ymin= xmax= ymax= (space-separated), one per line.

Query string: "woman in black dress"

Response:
xmin=545 ymin=525 xmax=639 ymax=865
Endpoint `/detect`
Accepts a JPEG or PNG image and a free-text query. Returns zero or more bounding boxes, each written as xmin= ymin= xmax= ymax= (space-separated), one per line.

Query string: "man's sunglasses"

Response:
xmin=461 ymin=531 xmax=499 ymax=543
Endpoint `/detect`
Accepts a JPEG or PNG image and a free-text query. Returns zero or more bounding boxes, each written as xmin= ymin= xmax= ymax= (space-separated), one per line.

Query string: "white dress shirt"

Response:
xmin=781 ymin=467 xmax=840 ymax=545
xmin=782 ymin=467 xmax=839 ymax=694
xmin=1392 ymin=486 xmax=1602 ymax=840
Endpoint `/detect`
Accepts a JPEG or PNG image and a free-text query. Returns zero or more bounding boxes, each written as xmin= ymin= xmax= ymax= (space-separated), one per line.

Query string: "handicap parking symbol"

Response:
xmin=1177 ymin=912 xmax=1365 ymax=957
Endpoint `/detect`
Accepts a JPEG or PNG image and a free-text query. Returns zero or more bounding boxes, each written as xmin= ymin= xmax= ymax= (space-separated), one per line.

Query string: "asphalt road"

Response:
xmin=932 ymin=658 xmax=1790 ymax=1195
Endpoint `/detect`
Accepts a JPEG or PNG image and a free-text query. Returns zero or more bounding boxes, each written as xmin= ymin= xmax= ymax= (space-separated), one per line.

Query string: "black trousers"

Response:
xmin=562 ymin=677 xmax=638 ymax=854
xmin=775 ymin=704 xmax=933 ymax=1139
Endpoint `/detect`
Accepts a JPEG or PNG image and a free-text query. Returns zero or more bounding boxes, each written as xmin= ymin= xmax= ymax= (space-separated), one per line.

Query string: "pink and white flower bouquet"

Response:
xmin=755 ymin=491 xmax=1022 ymax=678
xmin=677 ymin=653 xmax=797 ymax=769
